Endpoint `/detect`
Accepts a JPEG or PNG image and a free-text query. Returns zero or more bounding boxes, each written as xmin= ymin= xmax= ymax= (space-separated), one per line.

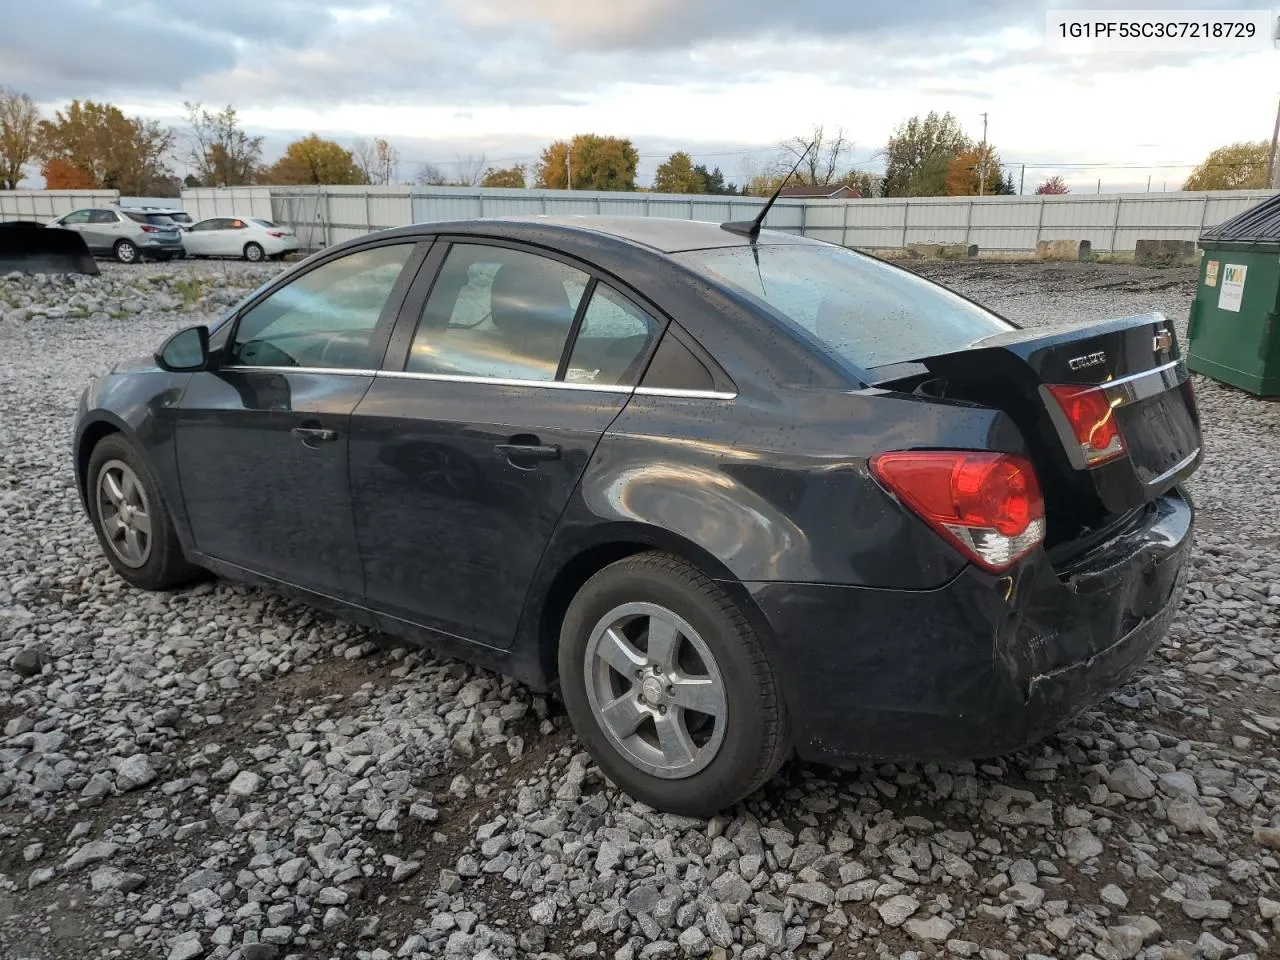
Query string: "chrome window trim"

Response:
xmin=374 ymin=370 xmax=633 ymax=394
xmin=220 ymin=365 xmax=380 ymax=376
xmin=634 ymin=386 xmax=737 ymax=401
xmin=216 ymin=365 xmax=738 ymax=400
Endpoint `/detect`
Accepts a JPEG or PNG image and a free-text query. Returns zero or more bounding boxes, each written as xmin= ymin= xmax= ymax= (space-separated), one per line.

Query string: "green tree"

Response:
xmin=1182 ymin=140 xmax=1270 ymax=191
xmin=995 ymin=170 xmax=1017 ymax=195
xmin=266 ymin=134 xmax=368 ymax=185
xmin=653 ymin=151 xmax=706 ymax=193
xmin=37 ymin=100 xmax=174 ymax=194
xmin=694 ymin=164 xmax=737 ymax=195
xmin=882 ymin=111 xmax=970 ymax=197
xmin=535 ymin=134 xmax=639 ymax=191
xmin=836 ymin=170 xmax=876 ymax=197
xmin=0 ymin=87 xmax=41 ymax=189
xmin=184 ymin=102 xmax=262 ymax=186
xmin=481 ymin=164 xmax=526 ymax=188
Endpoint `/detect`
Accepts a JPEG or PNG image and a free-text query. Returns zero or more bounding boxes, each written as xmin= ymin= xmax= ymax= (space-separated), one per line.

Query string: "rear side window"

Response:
xmin=407 ymin=243 xmax=589 ymax=382
xmin=565 ymin=284 xmax=660 ymax=386
xmin=124 ymin=212 xmax=175 ymax=225
xmin=676 ymin=244 xmax=1012 ymax=371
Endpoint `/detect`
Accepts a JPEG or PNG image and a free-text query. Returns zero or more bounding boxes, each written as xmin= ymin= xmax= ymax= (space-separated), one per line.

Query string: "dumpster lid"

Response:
xmin=1200 ymin=192 xmax=1280 ymax=244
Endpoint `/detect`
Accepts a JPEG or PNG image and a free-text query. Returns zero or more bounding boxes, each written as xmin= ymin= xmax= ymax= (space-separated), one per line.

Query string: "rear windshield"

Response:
xmin=675 ymin=244 xmax=1013 ymax=371
xmin=252 ymin=219 xmax=278 ymax=228
xmin=123 ymin=211 xmax=176 ymax=226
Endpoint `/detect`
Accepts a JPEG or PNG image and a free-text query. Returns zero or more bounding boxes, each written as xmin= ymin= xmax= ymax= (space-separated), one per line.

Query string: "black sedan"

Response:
xmin=74 ymin=216 xmax=1201 ymax=815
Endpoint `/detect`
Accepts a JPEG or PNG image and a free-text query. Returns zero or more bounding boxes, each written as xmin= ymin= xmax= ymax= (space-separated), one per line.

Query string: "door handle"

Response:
xmin=494 ymin=440 xmax=562 ymax=464
xmin=292 ymin=425 xmax=338 ymax=445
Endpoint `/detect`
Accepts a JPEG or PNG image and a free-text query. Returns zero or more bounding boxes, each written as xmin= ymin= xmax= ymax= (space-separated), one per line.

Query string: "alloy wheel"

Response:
xmin=96 ymin=459 xmax=152 ymax=568
xmin=116 ymin=241 xmax=136 ymax=264
xmin=584 ymin=601 xmax=728 ymax=779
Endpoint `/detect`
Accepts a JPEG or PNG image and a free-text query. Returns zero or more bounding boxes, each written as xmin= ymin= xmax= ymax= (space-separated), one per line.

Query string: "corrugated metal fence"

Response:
xmin=0 ymin=189 xmax=121 ymax=220
xmin=8 ymin=185 xmax=1275 ymax=254
xmin=180 ymin=185 xmax=1275 ymax=254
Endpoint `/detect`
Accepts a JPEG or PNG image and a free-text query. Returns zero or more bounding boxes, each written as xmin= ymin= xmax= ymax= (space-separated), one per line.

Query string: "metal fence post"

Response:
xmin=365 ymin=191 xmax=373 ymax=234
xmin=841 ymin=201 xmax=850 ymax=247
xmin=1035 ymin=198 xmax=1046 ymax=247
xmin=799 ymin=203 xmax=807 ymax=238
xmin=1109 ymin=197 xmax=1122 ymax=253
xmin=963 ymin=198 xmax=974 ymax=248
xmin=478 ymin=194 xmax=485 ymax=219
xmin=900 ymin=201 xmax=909 ymax=248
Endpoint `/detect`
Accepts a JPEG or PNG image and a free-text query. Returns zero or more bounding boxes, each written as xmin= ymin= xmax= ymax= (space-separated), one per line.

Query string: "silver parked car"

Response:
xmin=46 ymin=207 xmax=185 ymax=263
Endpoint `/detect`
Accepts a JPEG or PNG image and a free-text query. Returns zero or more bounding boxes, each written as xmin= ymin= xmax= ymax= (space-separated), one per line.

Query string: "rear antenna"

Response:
xmin=721 ymin=140 xmax=815 ymax=240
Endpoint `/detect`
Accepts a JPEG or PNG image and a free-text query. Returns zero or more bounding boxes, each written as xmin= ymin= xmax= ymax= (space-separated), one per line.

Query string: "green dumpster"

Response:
xmin=1187 ymin=192 xmax=1280 ymax=396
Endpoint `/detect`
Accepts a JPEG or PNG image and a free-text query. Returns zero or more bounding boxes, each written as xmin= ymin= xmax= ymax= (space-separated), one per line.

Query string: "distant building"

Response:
xmin=777 ymin=184 xmax=860 ymax=199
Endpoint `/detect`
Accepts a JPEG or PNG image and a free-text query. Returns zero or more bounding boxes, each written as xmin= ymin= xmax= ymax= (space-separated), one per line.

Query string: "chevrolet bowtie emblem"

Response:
xmin=1153 ymin=329 xmax=1173 ymax=353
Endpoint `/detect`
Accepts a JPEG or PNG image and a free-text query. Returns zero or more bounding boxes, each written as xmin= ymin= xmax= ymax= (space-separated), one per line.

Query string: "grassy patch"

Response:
xmin=173 ymin=277 xmax=208 ymax=310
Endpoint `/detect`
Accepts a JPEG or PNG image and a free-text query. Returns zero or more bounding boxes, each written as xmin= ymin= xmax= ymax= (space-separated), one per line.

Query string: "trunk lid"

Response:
xmin=902 ymin=312 xmax=1201 ymax=543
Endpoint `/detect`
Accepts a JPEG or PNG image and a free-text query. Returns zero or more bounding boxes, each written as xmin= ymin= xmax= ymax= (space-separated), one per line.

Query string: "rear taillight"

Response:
xmin=266 ymin=231 xmax=285 ymax=238
xmin=1045 ymin=384 xmax=1124 ymax=465
xmin=870 ymin=451 xmax=1046 ymax=572
xmin=139 ymin=224 xmax=158 ymax=233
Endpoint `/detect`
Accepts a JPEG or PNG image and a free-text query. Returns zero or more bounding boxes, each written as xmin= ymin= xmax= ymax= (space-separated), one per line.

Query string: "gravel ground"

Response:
xmin=1 ymin=258 xmax=1278 ymax=960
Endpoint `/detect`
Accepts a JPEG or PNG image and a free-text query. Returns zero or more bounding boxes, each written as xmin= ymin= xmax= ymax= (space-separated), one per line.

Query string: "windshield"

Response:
xmin=676 ymin=244 xmax=1013 ymax=370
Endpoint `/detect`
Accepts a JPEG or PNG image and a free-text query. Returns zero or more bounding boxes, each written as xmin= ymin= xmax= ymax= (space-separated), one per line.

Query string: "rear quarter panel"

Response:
xmin=556 ymin=386 xmax=1029 ymax=590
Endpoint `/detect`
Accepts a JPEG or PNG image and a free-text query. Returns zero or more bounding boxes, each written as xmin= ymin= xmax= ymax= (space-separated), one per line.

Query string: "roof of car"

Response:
xmin=459 ymin=216 xmax=823 ymax=253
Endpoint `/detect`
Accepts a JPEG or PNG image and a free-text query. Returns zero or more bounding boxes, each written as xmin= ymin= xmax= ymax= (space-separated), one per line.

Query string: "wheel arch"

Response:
xmin=75 ymin=414 xmax=131 ymax=509
xmin=522 ymin=522 xmax=772 ymax=687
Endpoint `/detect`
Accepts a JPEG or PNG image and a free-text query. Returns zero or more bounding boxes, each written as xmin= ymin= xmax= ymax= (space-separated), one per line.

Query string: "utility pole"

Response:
xmin=978 ymin=112 xmax=989 ymax=197
xmin=1268 ymin=94 xmax=1280 ymax=189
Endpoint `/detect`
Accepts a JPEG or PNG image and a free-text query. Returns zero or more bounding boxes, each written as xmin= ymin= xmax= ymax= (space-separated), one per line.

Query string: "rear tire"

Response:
xmin=87 ymin=434 xmax=203 ymax=590
xmin=243 ymin=242 xmax=264 ymax=262
xmin=114 ymin=240 xmax=138 ymax=264
xmin=558 ymin=552 xmax=791 ymax=816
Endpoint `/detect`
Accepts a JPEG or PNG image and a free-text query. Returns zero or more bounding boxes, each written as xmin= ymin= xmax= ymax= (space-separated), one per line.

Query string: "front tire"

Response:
xmin=243 ymin=242 xmax=264 ymax=262
xmin=87 ymin=434 xmax=202 ymax=590
xmin=114 ymin=240 xmax=138 ymax=264
xmin=558 ymin=552 xmax=791 ymax=816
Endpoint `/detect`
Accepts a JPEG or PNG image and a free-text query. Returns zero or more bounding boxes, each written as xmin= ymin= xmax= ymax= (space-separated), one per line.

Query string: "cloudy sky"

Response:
xmin=4 ymin=0 xmax=1277 ymax=191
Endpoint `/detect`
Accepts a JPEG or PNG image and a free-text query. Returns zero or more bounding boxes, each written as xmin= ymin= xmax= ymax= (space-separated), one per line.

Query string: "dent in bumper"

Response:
xmin=744 ymin=490 xmax=1194 ymax=765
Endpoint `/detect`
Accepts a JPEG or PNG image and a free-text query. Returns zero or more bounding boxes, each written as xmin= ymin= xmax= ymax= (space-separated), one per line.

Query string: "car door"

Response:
xmin=81 ymin=209 xmax=120 ymax=252
xmin=56 ymin=209 xmax=93 ymax=246
xmin=348 ymin=239 xmax=663 ymax=648
xmin=219 ymin=218 xmax=250 ymax=257
xmin=182 ymin=219 xmax=219 ymax=257
xmin=173 ymin=240 xmax=426 ymax=599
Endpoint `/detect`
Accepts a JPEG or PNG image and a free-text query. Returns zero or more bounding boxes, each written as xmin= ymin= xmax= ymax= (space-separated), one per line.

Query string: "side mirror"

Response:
xmin=155 ymin=325 xmax=211 ymax=372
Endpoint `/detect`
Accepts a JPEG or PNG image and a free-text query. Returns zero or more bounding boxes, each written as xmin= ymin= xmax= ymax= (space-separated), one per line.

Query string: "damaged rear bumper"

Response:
xmin=742 ymin=488 xmax=1193 ymax=766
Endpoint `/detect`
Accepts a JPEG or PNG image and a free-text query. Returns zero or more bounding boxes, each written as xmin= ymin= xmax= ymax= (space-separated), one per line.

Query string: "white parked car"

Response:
xmin=181 ymin=217 xmax=300 ymax=261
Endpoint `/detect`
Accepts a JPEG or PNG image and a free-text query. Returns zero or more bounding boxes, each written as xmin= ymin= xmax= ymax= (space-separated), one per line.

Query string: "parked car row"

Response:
xmin=45 ymin=207 xmax=300 ymax=264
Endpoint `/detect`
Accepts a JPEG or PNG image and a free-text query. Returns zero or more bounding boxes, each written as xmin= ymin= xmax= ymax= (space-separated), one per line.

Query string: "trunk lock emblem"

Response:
xmin=1153 ymin=330 xmax=1173 ymax=353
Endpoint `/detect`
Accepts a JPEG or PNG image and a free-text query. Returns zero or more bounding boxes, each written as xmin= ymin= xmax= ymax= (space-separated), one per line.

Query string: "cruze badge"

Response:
xmin=1153 ymin=329 xmax=1173 ymax=353
xmin=1068 ymin=351 xmax=1107 ymax=371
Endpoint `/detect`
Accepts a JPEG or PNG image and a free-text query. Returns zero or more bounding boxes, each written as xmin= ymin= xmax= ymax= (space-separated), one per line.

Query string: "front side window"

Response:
xmin=232 ymin=244 xmax=415 ymax=369
xmin=676 ymin=244 xmax=1013 ymax=371
xmin=407 ymin=243 xmax=589 ymax=382
xmin=565 ymin=284 xmax=660 ymax=386
xmin=61 ymin=210 xmax=91 ymax=225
